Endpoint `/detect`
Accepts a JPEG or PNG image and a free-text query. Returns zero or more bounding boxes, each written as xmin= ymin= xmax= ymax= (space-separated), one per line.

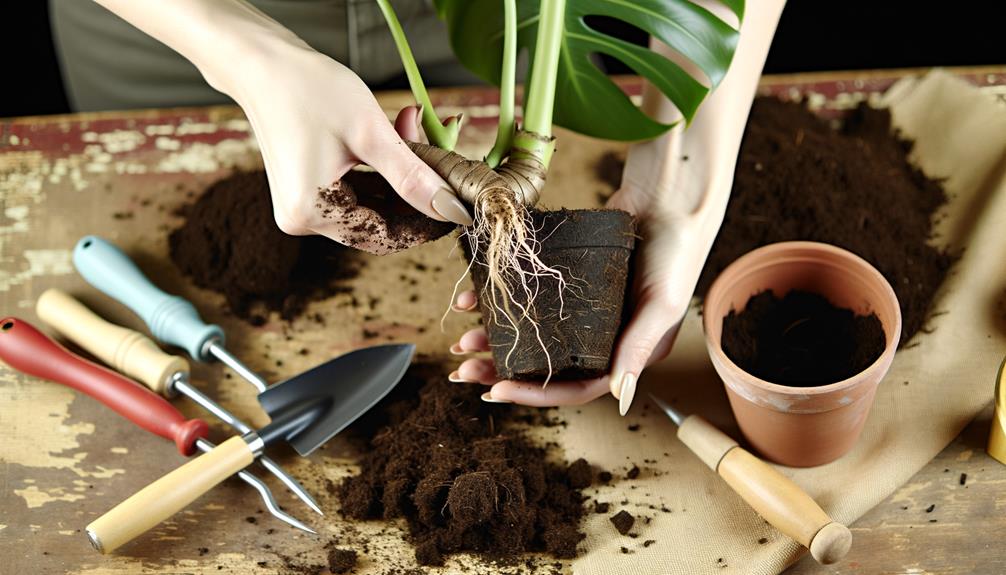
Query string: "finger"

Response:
xmin=352 ymin=118 xmax=473 ymax=227
xmin=393 ymin=105 xmax=422 ymax=142
xmin=483 ymin=377 xmax=611 ymax=407
xmin=609 ymin=295 xmax=685 ymax=416
xmin=450 ymin=328 xmax=489 ymax=355
xmin=452 ymin=290 xmax=478 ymax=312
xmin=449 ymin=358 xmax=499 ymax=385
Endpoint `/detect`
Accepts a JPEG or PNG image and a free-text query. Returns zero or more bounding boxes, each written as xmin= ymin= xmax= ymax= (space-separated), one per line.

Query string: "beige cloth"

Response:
xmin=559 ymin=70 xmax=1006 ymax=575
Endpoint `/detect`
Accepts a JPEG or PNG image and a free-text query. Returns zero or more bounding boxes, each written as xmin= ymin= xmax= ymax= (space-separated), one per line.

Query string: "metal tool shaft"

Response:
xmin=650 ymin=394 xmax=685 ymax=425
xmin=206 ymin=340 xmax=269 ymax=393
xmin=173 ymin=374 xmax=322 ymax=515
xmin=194 ymin=438 xmax=315 ymax=534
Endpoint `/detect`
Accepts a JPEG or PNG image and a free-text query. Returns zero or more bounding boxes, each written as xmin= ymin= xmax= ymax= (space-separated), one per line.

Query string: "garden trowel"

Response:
xmin=86 ymin=342 xmax=415 ymax=553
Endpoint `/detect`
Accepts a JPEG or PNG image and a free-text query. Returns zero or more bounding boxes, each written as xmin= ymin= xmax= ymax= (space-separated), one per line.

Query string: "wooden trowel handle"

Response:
xmin=86 ymin=436 xmax=255 ymax=554
xmin=678 ymin=415 xmax=852 ymax=565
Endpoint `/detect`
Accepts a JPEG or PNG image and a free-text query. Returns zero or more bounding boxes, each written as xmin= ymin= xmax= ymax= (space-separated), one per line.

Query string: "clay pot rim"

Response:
xmin=703 ymin=241 xmax=903 ymax=398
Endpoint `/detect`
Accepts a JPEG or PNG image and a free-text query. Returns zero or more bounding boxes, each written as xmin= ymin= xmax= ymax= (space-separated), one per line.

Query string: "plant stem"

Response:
xmin=485 ymin=0 xmax=517 ymax=169
xmin=522 ymin=0 xmax=565 ymax=140
xmin=376 ymin=0 xmax=458 ymax=150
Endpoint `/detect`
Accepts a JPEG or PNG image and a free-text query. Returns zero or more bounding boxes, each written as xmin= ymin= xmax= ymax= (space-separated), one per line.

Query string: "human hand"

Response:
xmin=94 ymin=0 xmax=472 ymax=255
xmin=224 ymin=45 xmax=472 ymax=254
xmin=446 ymin=0 xmax=784 ymax=413
xmin=446 ymin=136 xmax=713 ymax=414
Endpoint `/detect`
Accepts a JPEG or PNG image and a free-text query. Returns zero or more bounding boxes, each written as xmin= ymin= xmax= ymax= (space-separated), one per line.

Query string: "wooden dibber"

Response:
xmin=651 ymin=395 xmax=852 ymax=565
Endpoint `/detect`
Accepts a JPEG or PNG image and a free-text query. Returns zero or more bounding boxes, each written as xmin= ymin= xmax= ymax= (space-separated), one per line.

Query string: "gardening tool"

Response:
xmin=72 ymin=235 xmax=269 ymax=392
xmin=86 ymin=342 xmax=415 ymax=553
xmin=649 ymin=394 xmax=852 ymax=565
xmin=0 ymin=317 xmax=313 ymax=533
xmin=987 ymin=357 xmax=1006 ymax=465
xmin=35 ymin=288 xmax=321 ymax=515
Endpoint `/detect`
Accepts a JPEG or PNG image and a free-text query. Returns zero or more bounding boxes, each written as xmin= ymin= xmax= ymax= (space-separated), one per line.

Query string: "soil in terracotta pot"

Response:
xmin=676 ymin=97 xmax=954 ymax=344
xmin=466 ymin=209 xmax=636 ymax=381
xmin=337 ymin=361 xmax=589 ymax=566
xmin=721 ymin=290 xmax=886 ymax=387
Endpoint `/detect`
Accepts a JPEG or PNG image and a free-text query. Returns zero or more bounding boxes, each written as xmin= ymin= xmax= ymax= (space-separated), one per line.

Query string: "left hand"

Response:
xmin=447 ymin=130 xmax=721 ymax=414
xmin=444 ymin=0 xmax=784 ymax=414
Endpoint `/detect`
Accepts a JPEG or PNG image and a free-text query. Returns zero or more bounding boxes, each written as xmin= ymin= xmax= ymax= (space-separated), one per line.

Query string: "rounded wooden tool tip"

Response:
xmin=810 ymin=522 xmax=852 ymax=565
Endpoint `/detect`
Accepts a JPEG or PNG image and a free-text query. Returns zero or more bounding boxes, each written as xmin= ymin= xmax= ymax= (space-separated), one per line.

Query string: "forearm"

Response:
xmin=93 ymin=0 xmax=307 ymax=98
xmin=628 ymin=0 xmax=786 ymax=223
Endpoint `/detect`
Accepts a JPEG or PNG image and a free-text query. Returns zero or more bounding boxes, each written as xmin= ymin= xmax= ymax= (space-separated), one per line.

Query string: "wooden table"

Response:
xmin=2 ymin=68 xmax=1004 ymax=575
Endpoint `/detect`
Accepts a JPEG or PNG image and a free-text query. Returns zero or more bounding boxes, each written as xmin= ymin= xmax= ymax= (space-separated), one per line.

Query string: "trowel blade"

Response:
xmin=257 ymin=343 xmax=415 ymax=456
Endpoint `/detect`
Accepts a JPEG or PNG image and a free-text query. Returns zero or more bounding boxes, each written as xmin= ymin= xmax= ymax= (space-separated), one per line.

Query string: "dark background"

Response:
xmin=4 ymin=2 xmax=1005 ymax=118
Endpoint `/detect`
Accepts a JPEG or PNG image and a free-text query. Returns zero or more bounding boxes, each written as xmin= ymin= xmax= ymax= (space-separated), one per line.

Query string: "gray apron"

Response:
xmin=49 ymin=0 xmax=476 ymax=111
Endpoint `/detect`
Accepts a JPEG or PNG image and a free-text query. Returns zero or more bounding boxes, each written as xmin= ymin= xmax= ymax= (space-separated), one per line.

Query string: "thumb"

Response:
xmin=352 ymin=121 xmax=472 ymax=227
xmin=609 ymin=295 xmax=685 ymax=416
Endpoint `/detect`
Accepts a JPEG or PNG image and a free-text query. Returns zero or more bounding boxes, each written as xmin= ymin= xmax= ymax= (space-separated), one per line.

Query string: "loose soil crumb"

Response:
xmin=610 ymin=510 xmax=635 ymax=535
xmin=626 ymin=465 xmax=640 ymax=480
xmin=327 ymin=547 xmax=358 ymax=574
xmin=695 ymin=98 xmax=956 ymax=344
xmin=721 ymin=290 xmax=886 ymax=386
xmin=567 ymin=459 xmax=593 ymax=489
xmin=169 ymin=171 xmax=364 ymax=323
xmin=593 ymin=151 xmax=625 ymax=203
xmin=338 ymin=362 xmax=588 ymax=566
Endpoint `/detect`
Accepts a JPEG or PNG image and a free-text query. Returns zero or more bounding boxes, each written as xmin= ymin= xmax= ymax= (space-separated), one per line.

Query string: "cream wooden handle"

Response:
xmin=86 ymin=436 xmax=254 ymax=553
xmin=718 ymin=448 xmax=852 ymax=564
xmin=37 ymin=288 xmax=187 ymax=395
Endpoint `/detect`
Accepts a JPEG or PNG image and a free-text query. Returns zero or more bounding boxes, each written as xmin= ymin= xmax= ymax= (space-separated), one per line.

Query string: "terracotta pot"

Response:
xmin=704 ymin=242 xmax=902 ymax=467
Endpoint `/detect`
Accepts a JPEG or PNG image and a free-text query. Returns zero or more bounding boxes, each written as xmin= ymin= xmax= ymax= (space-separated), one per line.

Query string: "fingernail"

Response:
xmin=449 ymin=343 xmax=467 ymax=355
xmin=452 ymin=301 xmax=478 ymax=312
xmin=449 ymin=370 xmax=475 ymax=383
xmin=481 ymin=391 xmax=512 ymax=404
xmin=618 ymin=373 xmax=637 ymax=417
xmin=432 ymin=188 xmax=473 ymax=226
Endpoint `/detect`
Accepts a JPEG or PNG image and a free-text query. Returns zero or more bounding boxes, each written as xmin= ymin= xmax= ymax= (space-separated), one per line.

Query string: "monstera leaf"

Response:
xmin=435 ymin=0 xmax=744 ymax=141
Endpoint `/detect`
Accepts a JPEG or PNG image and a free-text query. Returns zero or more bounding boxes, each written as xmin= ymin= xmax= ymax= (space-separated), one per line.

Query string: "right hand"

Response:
xmin=220 ymin=42 xmax=472 ymax=254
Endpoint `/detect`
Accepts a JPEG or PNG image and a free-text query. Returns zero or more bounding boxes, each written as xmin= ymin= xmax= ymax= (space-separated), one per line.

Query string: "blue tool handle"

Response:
xmin=72 ymin=236 xmax=223 ymax=360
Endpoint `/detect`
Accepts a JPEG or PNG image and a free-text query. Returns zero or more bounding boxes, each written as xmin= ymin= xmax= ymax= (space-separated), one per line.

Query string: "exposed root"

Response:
xmin=409 ymin=138 xmax=570 ymax=383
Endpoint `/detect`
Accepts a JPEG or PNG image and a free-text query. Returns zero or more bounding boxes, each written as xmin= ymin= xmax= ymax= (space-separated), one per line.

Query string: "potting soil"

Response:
xmin=169 ymin=171 xmax=363 ymax=324
xmin=721 ymin=290 xmax=886 ymax=387
xmin=338 ymin=362 xmax=588 ymax=566
xmin=695 ymin=98 xmax=956 ymax=344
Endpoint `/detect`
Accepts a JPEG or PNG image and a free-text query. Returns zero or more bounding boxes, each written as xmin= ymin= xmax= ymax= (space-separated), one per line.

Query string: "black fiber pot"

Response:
xmin=467 ymin=209 xmax=636 ymax=381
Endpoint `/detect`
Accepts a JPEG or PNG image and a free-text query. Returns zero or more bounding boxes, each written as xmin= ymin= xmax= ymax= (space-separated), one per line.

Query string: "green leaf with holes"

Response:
xmin=435 ymin=0 xmax=743 ymax=141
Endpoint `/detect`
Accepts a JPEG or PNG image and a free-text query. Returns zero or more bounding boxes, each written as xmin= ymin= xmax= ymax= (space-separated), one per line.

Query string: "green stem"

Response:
xmin=485 ymin=0 xmax=517 ymax=169
xmin=376 ymin=0 xmax=458 ymax=150
xmin=521 ymin=0 xmax=565 ymax=139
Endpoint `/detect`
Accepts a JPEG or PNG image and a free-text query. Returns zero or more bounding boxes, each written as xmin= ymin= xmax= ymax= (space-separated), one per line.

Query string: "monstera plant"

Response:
xmin=379 ymin=0 xmax=743 ymax=381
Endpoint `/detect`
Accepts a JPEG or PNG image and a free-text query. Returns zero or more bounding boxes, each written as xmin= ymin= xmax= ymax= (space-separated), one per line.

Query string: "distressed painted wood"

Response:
xmin=1 ymin=69 xmax=1004 ymax=575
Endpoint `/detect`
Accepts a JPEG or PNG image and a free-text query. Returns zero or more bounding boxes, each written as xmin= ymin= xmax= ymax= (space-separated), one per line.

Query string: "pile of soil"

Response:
xmin=338 ymin=362 xmax=588 ymax=566
xmin=721 ymin=290 xmax=886 ymax=386
xmin=169 ymin=171 xmax=364 ymax=323
xmin=694 ymin=98 xmax=956 ymax=343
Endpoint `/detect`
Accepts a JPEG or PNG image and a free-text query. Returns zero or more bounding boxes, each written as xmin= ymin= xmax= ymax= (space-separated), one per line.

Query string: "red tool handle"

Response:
xmin=0 ymin=317 xmax=207 ymax=455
